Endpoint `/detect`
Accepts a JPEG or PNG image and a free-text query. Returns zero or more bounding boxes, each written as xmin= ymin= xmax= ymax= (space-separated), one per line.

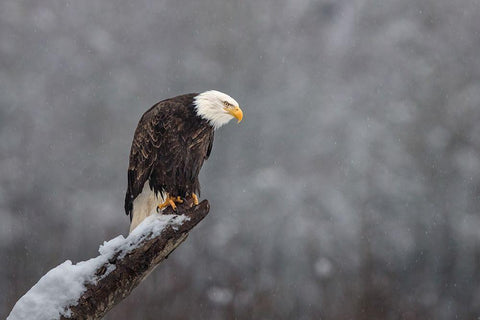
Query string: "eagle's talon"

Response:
xmin=192 ymin=193 xmax=199 ymax=206
xmin=168 ymin=199 xmax=177 ymax=210
xmin=157 ymin=194 xmax=183 ymax=212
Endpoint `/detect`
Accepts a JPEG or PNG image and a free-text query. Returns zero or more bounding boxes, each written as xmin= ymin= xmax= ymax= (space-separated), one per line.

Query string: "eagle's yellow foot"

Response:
xmin=158 ymin=195 xmax=183 ymax=211
xmin=192 ymin=193 xmax=199 ymax=206
xmin=174 ymin=196 xmax=184 ymax=204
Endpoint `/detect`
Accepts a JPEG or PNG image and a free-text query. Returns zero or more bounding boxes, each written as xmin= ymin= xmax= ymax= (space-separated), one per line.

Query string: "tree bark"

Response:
xmin=61 ymin=199 xmax=209 ymax=320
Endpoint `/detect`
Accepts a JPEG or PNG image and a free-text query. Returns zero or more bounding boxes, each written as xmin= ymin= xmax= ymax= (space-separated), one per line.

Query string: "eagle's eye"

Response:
xmin=222 ymin=101 xmax=232 ymax=107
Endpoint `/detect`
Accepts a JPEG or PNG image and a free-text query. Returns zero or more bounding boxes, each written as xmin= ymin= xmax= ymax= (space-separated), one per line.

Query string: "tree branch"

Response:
xmin=67 ymin=199 xmax=209 ymax=319
xmin=8 ymin=199 xmax=209 ymax=320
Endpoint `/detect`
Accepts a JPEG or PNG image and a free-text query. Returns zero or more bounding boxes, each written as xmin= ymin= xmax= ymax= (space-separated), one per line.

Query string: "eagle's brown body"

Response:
xmin=124 ymin=93 xmax=214 ymax=221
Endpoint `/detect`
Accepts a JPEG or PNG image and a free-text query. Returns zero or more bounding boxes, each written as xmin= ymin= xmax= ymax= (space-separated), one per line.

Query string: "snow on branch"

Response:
xmin=8 ymin=199 xmax=210 ymax=320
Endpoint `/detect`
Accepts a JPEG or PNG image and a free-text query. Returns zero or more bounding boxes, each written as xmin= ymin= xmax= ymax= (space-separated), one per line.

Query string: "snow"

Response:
xmin=314 ymin=257 xmax=333 ymax=279
xmin=7 ymin=214 xmax=189 ymax=320
xmin=207 ymin=286 xmax=234 ymax=305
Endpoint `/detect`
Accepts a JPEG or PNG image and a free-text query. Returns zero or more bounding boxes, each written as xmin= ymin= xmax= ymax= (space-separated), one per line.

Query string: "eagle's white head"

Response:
xmin=194 ymin=90 xmax=243 ymax=129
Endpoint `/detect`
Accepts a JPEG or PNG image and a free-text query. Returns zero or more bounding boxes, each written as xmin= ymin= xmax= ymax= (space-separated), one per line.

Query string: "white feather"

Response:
xmin=194 ymin=90 xmax=239 ymax=129
xmin=129 ymin=181 xmax=166 ymax=233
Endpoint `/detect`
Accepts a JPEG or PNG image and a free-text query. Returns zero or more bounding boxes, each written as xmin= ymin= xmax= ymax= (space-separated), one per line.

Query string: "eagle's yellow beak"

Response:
xmin=226 ymin=106 xmax=243 ymax=123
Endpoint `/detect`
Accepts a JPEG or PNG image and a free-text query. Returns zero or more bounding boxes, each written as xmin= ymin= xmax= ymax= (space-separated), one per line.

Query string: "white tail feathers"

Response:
xmin=129 ymin=182 xmax=165 ymax=233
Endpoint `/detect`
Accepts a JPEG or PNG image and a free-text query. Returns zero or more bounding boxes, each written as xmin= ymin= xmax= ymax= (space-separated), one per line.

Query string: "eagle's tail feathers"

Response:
xmin=129 ymin=182 xmax=166 ymax=233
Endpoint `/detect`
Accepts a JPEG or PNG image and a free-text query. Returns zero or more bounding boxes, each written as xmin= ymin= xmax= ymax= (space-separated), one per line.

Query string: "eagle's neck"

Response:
xmin=193 ymin=91 xmax=233 ymax=130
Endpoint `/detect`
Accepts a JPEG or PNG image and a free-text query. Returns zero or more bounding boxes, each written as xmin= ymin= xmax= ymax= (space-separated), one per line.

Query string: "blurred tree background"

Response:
xmin=2 ymin=0 xmax=480 ymax=319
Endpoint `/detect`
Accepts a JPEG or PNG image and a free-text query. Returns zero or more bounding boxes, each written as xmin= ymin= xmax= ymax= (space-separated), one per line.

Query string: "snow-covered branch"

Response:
xmin=8 ymin=200 xmax=210 ymax=320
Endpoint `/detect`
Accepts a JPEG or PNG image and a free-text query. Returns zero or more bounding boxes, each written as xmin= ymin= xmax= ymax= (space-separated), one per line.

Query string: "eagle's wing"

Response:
xmin=185 ymin=123 xmax=215 ymax=197
xmin=205 ymin=130 xmax=214 ymax=159
xmin=124 ymin=102 xmax=167 ymax=219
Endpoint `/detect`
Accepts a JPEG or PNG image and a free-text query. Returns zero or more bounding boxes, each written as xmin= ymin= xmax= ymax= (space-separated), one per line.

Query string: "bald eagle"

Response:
xmin=125 ymin=90 xmax=243 ymax=232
